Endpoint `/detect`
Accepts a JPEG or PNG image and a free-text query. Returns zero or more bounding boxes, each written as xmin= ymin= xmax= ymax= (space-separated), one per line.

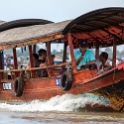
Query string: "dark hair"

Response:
xmin=33 ymin=53 xmax=39 ymax=59
xmin=78 ymin=39 xmax=88 ymax=48
xmin=101 ymin=52 xmax=108 ymax=60
xmin=38 ymin=49 xmax=46 ymax=56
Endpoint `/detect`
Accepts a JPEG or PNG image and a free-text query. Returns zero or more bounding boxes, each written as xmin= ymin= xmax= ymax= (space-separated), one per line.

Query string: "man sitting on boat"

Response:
xmin=95 ymin=52 xmax=112 ymax=75
xmin=75 ymin=39 xmax=95 ymax=70
xmin=35 ymin=49 xmax=48 ymax=77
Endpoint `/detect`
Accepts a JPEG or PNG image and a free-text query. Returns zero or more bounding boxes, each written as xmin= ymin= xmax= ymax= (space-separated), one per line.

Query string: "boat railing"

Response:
xmin=0 ymin=62 xmax=71 ymax=80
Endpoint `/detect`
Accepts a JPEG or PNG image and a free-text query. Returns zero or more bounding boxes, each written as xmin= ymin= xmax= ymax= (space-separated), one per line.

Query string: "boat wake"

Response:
xmin=0 ymin=93 xmax=112 ymax=112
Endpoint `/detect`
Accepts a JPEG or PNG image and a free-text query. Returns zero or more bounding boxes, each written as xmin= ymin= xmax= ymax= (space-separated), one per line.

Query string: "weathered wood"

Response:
xmin=62 ymin=42 xmax=67 ymax=71
xmin=0 ymin=52 xmax=3 ymax=79
xmin=13 ymin=48 xmax=18 ymax=77
xmin=0 ymin=33 xmax=64 ymax=51
xmin=46 ymin=42 xmax=52 ymax=65
xmin=63 ymin=42 xmax=67 ymax=62
xmin=28 ymin=45 xmax=35 ymax=78
xmin=0 ymin=62 xmax=71 ymax=72
xmin=68 ymin=33 xmax=77 ymax=72
xmin=112 ymin=37 xmax=117 ymax=67
xmin=46 ymin=42 xmax=54 ymax=76
xmin=95 ymin=41 xmax=99 ymax=60
xmin=33 ymin=45 xmax=36 ymax=53
xmin=0 ymin=68 xmax=123 ymax=111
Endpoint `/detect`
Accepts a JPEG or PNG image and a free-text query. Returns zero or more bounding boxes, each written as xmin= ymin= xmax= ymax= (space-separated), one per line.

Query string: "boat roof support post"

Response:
xmin=112 ymin=37 xmax=117 ymax=67
xmin=28 ymin=45 xmax=35 ymax=78
xmin=0 ymin=51 xmax=3 ymax=79
xmin=63 ymin=42 xmax=67 ymax=63
xmin=62 ymin=42 xmax=67 ymax=71
xmin=33 ymin=45 xmax=36 ymax=53
xmin=46 ymin=42 xmax=52 ymax=65
xmin=95 ymin=41 xmax=99 ymax=60
xmin=13 ymin=48 xmax=18 ymax=77
xmin=46 ymin=42 xmax=52 ymax=76
xmin=68 ymin=33 xmax=77 ymax=72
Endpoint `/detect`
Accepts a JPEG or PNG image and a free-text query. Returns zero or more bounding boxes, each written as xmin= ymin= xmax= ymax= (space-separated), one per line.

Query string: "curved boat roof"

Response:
xmin=63 ymin=7 xmax=124 ymax=34
xmin=0 ymin=7 xmax=124 ymax=50
xmin=63 ymin=7 xmax=124 ymax=47
xmin=0 ymin=19 xmax=53 ymax=32
xmin=0 ymin=21 xmax=5 ymax=25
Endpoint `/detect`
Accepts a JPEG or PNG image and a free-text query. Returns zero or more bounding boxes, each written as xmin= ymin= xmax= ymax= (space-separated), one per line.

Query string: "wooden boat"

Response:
xmin=0 ymin=7 xmax=124 ymax=111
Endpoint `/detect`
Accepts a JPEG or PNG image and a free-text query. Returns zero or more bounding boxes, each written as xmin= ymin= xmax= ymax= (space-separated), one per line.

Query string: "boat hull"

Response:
xmin=0 ymin=68 xmax=124 ymax=111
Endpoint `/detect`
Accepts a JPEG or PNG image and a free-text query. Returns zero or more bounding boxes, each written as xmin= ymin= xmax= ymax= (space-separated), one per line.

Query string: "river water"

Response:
xmin=0 ymin=93 xmax=123 ymax=124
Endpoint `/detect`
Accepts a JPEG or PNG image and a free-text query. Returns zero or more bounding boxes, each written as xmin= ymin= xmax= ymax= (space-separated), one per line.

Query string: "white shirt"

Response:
xmin=95 ymin=59 xmax=111 ymax=75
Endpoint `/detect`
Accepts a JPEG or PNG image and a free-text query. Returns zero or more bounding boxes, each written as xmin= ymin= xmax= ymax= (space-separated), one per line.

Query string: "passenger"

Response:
xmin=36 ymin=49 xmax=48 ymax=77
xmin=75 ymin=39 xmax=95 ymax=70
xmin=34 ymin=49 xmax=46 ymax=67
xmin=39 ymin=54 xmax=55 ymax=76
xmin=95 ymin=52 xmax=111 ymax=75
xmin=25 ymin=53 xmax=39 ymax=69
xmin=41 ymin=54 xmax=55 ymax=65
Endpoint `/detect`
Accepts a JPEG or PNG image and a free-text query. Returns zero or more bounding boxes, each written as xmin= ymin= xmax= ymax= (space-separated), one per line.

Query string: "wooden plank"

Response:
xmin=13 ymin=48 xmax=18 ymax=77
xmin=46 ymin=42 xmax=53 ymax=76
xmin=68 ymin=33 xmax=77 ymax=72
xmin=95 ymin=41 xmax=99 ymax=60
xmin=62 ymin=42 xmax=67 ymax=71
xmin=33 ymin=45 xmax=36 ymax=53
xmin=0 ymin=62 xmax=71 ymax=73
xmin=0 ymin=51 xmax=3 ymax=79
xmin=63 ymin=42 xmax=67 ymax=63
xmin=28 ymin=45 xmax=35 ymax=78
xmin=112 ymin=37 xmax=117 ymax=67
xmin=46 ymin=42 xmax=52 ymax=65
xmin=0 ymin=33 xmax=64 ymax=51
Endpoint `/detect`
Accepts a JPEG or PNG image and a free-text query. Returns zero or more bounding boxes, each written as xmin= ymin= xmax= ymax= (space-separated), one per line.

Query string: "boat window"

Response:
xmin=35 ymin=43 xmax=46 ymax=53
xmin=51 ymin=43 xmax=64 ymax=64
xmin=4 ymin=49 xmax=14 ymax=70
xmin=99 ymin=44 xmax=124 ymax=65
xmin=117 ymin=44 xmax=124 ymax=63
xmin=16 ymin=47 xmax=29 ymax=69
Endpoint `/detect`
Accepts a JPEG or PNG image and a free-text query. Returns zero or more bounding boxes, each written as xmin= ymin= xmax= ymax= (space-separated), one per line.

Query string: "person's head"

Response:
xmin=33 ymin=53 xmax=39 ymax=60
xmin=78 ymin=39 xmax=88 ymax=54
xmin=100 ymin=52 xmax=108 ymax=62
xmin=38 ymin=49 xmax=47 ymax=60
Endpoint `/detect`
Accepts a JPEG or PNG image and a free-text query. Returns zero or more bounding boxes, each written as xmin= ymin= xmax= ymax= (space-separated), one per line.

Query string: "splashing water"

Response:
xmin=0 ymin=93 xmax=111 ymax=112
